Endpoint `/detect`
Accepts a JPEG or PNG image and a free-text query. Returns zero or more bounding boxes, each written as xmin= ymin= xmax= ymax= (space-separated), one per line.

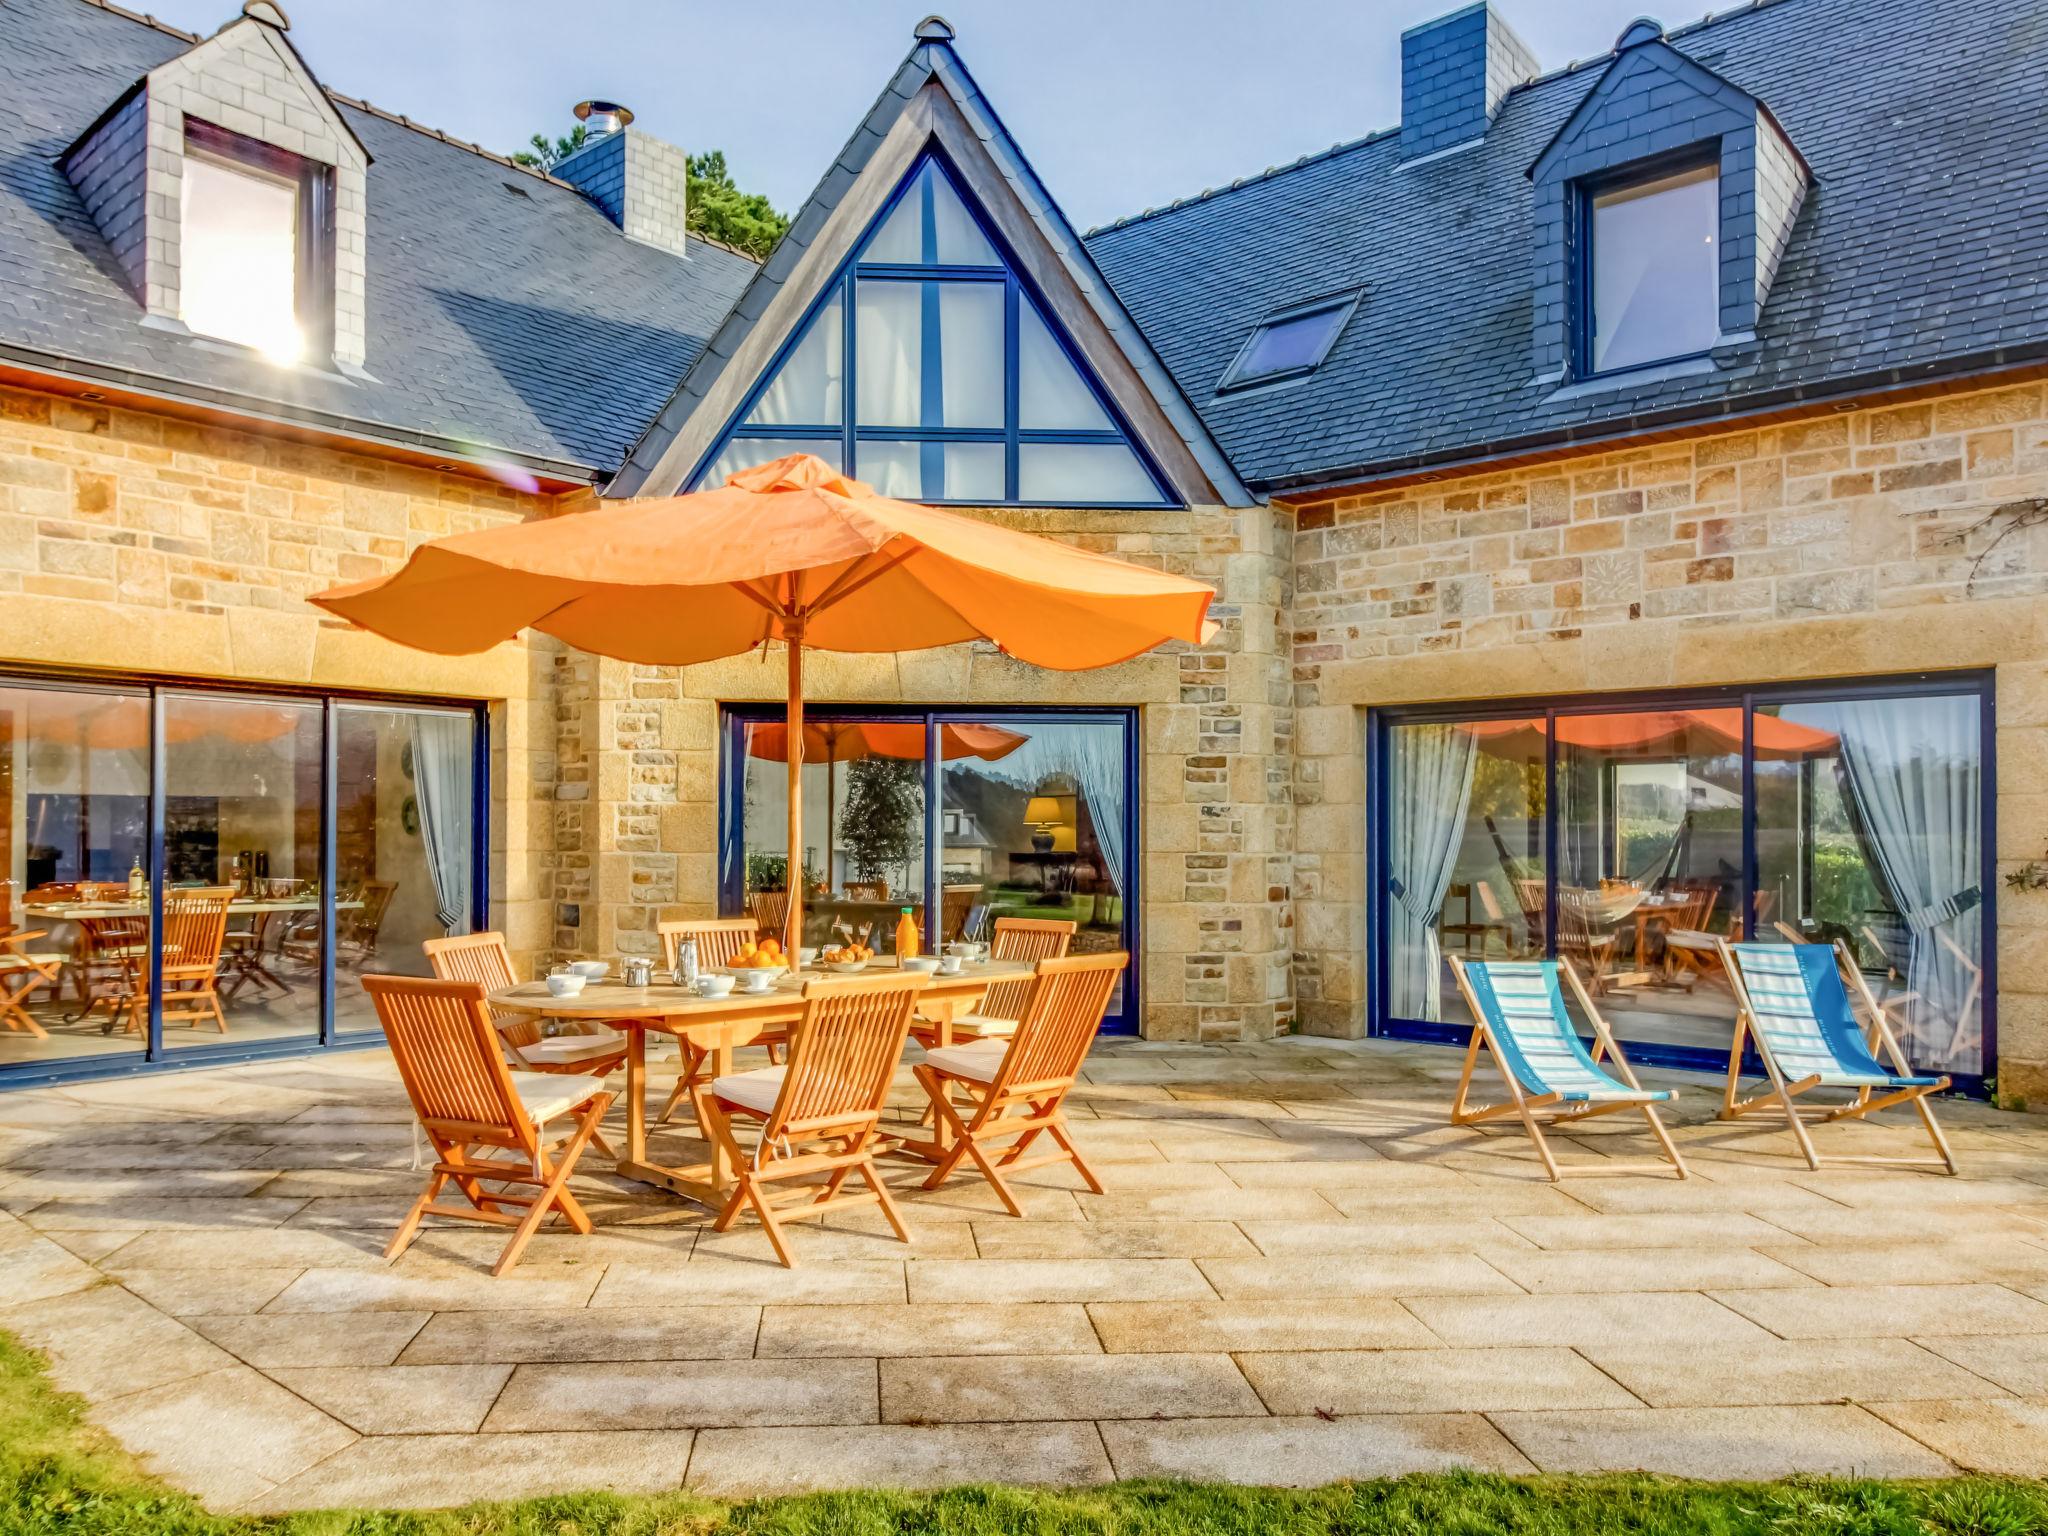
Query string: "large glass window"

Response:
xmin=1377 ymin=678 xmax=1992 ymax=1080
xmin=723 ymin=708 xmax=1139 ymax=1031
xmin=331 ymin=706 xmax=477 ymax=1035
xmin=179 ymin=121 xmax=332 ymax=365
xmin=1587 ymin=160 xmax=1719 ymax=374
xmin=692 ymin=154 xmax=1171 ymax=507
xmin=0 ymin=684 xmax=150 ymax=1068
xmin=0 ymin=675 xmax=484 ymax=1081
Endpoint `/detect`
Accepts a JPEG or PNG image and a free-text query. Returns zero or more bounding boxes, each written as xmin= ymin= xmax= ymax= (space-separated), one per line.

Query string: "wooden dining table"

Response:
xmin=488 ymin=955 xmax=1033 ymax=1209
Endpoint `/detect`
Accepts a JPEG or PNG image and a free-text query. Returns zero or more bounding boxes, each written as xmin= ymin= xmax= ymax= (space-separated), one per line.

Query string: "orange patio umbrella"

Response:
xmin=311 ymin=453 xmax=1215 ymax=949
xmin=742 ymin=720 xmax=1027 ymax=893
xmin=1462 ymin=709 xmax=1838 ymax=760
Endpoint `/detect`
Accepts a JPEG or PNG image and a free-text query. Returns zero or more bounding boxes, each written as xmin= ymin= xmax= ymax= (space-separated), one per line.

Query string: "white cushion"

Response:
xmin=521 ymin=1029 xmax=625 ymax=1065
xmin=924 ymin=1038 xmax=1011 ymax=1084
xmin=950 ymin=1012 xmax=1017 ymax=1038
xmin=0 ymin=953 xmax=63 ymax=971
xmin=508 ymin=1070 xmax=604 ymax=1127
xmin=1664 ymin=930 xmax=1720 ymax=950
xmin=710 ymin=1065 xmax=786 ymax=1117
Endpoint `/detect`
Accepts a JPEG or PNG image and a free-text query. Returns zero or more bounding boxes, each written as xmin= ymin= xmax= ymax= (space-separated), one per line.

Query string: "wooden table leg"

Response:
xmin=707 ymin=1040 xmax=734 ymax=1188
xmin=624 ymin=1024 xmax=647 ymax=1167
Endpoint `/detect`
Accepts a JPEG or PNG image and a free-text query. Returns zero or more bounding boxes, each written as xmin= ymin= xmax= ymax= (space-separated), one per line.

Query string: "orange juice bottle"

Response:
xmin=895 ymin=906 xmax=919 ymax=961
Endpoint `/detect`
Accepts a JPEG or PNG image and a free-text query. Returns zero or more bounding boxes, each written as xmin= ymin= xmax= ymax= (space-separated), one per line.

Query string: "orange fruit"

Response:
xmin=760 ymin=937 xmax=781 ymax=957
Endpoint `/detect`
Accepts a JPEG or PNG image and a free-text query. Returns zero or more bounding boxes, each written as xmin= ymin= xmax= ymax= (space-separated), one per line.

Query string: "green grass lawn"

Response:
xmin=6 ymin=1326 xmax=2048 ymax=1535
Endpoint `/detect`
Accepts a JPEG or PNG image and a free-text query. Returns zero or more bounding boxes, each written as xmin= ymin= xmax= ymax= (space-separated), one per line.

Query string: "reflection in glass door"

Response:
xmin=941 ymin=716 xmax=1133 ymax=1020
xmin=161 ymin=694 xmax=323 ymax=1051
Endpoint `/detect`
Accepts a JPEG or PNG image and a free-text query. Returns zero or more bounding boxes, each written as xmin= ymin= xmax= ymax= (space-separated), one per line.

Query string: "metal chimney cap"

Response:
xmin=573 ymin=100 xmax=636 ymax=132
xmin=914 ymin=15 xmax=956 ymax=41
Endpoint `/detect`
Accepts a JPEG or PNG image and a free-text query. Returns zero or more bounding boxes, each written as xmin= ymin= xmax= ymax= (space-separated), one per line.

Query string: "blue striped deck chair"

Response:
xmin=1446 ymin=956 xmax=1686 ymax=1182
xmin=1717 ymin=939 xmax=1956 ymax=1174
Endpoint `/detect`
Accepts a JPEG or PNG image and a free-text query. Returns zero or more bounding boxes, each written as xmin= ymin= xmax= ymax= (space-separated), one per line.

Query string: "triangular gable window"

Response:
xmin=692 ymin=155 xmax=1173 ymax=507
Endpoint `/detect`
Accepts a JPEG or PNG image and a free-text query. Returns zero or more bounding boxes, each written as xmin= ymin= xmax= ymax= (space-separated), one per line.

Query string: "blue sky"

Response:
xmin=147 ymin=0 xmax=1673 ymax=231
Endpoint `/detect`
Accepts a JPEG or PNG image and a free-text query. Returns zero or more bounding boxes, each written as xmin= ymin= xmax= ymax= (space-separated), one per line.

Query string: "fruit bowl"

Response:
xmin=822 ymin=959 xmax=869 ymax=974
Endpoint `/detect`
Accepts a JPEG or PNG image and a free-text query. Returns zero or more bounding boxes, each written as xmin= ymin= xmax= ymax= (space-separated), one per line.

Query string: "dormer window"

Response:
xmin=1217 ymin=291 xmax=1360 ymax=393
xmin=180 ymin=121 xmax=334 ymax=365
xmin=1583 ymin=159 xmax=1719 ymax=375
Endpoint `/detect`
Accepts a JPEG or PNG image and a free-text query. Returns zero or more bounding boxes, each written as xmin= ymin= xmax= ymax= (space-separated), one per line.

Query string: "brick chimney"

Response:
xmin=552 ymin=100 xmax=689 ymax=258
xmin=1400 ymin=2 xmax=1539 ymax=162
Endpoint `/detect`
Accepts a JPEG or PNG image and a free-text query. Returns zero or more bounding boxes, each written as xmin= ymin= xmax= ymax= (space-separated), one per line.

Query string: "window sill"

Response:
xmin=1544 ymin=350 xmax=1719 ymax=404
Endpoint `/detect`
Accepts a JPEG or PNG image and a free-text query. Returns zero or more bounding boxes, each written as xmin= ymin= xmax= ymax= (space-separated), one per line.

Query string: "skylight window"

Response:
xmin=692 ymin=153 xmax=1172 ymax=507
xmin=1217 ymin=292 xmax=1359 ymax=393
xmin=1586 ymin=161 xmax=1720 ymax=374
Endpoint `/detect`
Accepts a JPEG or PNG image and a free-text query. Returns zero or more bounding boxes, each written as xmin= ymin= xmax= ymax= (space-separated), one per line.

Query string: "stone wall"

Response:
xmin=0 ymin=381 xmax=552 ymax=968
xmin=1287 ymin=378 xmax=2048 ymax=1097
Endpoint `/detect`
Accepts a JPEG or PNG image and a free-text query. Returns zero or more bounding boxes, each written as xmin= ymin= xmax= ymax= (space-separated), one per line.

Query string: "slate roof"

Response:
xmin=1085 ymin=0 xmax=2048 ymax=493
xmin=0 ymin=0 xmax=756 ymax=481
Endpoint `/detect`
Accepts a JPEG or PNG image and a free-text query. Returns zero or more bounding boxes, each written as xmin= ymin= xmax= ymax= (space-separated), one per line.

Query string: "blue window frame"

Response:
xmin=1216 ymin=290 xmax=1360 ymax=394
xmin=691 ymin=152 xmax=1176 ymax=509
xmin=1367 ymin=671 xmax=1998 ymax=1095
xmin=0 ymin=666 xmax=489 ymax=1091
xmin=717 ymin=702 xmax=1144 ymax=1034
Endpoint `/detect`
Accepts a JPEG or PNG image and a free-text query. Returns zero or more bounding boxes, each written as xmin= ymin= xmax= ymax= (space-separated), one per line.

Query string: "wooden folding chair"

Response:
xmin=424 ymin=931 xmax=623 ymax=1157
xmin=914 ymin=951 xmax=1126 ymax=1214
xmin=363 ymin=973 xmax=613 ymax=1276
xmin=120 ymin=887 xmax=233 ymax=1036
xmin=693 ymin=970 xmax=926 ymax=1268
xmin=1716 ymin=938 xmax=1956 ymax=1174
xmin=653 ymin=917 xmax=789 ymax=1124
xmin=0 ymin=928 xmax=63 ymax=1038
xmin=918 ymin=915 xmax=1075 ymax=1044
xmin=1445 ymin=955 xmax=1687 ymax=1181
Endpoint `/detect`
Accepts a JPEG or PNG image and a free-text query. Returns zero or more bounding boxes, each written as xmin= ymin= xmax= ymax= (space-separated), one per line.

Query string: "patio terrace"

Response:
xmin=4 ymin=1036 xmax=2048 ymax=1512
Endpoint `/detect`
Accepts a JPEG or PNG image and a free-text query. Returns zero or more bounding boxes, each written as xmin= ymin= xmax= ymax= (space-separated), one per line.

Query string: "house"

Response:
xmin=0 ymin=0 xmax=2041 ymax=1098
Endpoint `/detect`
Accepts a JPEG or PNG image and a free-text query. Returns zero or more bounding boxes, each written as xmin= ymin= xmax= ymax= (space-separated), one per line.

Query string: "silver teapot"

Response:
xmin=621 ymin=955 xmax=654 ymax=988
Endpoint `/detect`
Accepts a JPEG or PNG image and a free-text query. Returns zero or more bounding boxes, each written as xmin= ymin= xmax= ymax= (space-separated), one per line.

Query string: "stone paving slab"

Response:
xmin=1489 ymin=1404 xmax=1955 ymax=1478
xmin=8 ymin=1036 xmax=2048 ymax=1511
xmin=687 ymin=1422 xmax=1114 ymax=1495
xmin=1099 ymin=1413 xmax=1537 ymax=1483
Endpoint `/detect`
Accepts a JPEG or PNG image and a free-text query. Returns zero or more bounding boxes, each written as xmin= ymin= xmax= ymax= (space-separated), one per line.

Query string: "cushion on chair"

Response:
xmin=1664 ymin=930 xmax=1719 ymax=950
xmin=0 ymin=953 xmax=63 ymax=971
xmin=949 ymin=1012 xmax=1017 ymax=1038
xmin=521 ymin=1029 xmax=625 ymax=1065
xmin=710 ymin=1065 xmax=787 ymax=1117
xmin=924 ymin=1038 xmax=1010 ymax=1083
xmin=508 ymin=1071 xmax=604 ymax=1127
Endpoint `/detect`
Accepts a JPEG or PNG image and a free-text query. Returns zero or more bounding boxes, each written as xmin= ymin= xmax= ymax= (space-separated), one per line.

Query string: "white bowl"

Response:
xmin=544 ymin=973 xmax=587 ymax=998
xmin=901 ymin=955 xmax=942 ymax=973
xmin=945 ymin=942 xmax=985 ymax=962
xmin=822 ymin=959 xmax=869 ymax=975
xmin=799 ymin=947 xmax=819 ymax=966
xmin=568 ymin=960 xmax=608 ymax=980
xmin=694 ymin=974 xmax=736 ymax=998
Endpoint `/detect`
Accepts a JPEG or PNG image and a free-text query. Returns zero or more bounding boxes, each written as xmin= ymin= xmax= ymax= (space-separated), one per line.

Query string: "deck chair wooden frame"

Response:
xmin=423 ymin=931 xmax=623 ymax=1158
xmin=1716 ymin=938 xmax=1956 ymax=1174
xmin=654 ymin=918 xmax=787 ymax=1125
xmin=122 ymin=887 xmax=233 ymax=1036
xmin=1446 ymin=955 xmax=1687 ymax=1182
xmin=917 ymin=915 xmax=1076 ymax=1044
xmin=914 ymin=952 xmax=1125 ymax=1215
xmin=693 ymin=971 xmax=925 ymax=1268
xmin=0 ymin=929 xmax=62 ymax=1038
xmin=364 ymin=973 xmax=613 ymax=1276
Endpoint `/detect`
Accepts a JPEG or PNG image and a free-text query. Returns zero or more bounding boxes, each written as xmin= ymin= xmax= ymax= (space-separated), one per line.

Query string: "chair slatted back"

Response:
xmin=422 ymin=931 xmax=535 ymax=1047
xmin=350 ymin=879 xmax=398 ymax=947
xmin=1726 ymin=942 xmax=1894 ymax=1084
xmin=1458 ymin=960 xmax=1630 ymax=1101
xmin=980 ymin=917 xmax=1076 ymax=1022
xmin=768 ymin=972 xmax=923 ymax=1137
xmin=659 ymin=918 xmax=758 ymax=970
xmin=363 ymin=973 xmax=532 ymax=1152
xmin=994 ymin=952 xmax=1126 ymax=1095
xmin=750 ymin=889 xmax=789 ymax=936
xmin=160 ymin=887 xmax=232 ymax=976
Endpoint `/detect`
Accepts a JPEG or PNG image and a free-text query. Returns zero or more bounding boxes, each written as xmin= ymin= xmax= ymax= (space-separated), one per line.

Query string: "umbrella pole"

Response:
xmin=785 ymin=626 xmax=804 ymax=956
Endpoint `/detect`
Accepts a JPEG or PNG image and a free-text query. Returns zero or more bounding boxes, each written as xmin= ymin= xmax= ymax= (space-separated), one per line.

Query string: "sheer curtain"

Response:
xmin=1389 ymin=723 xmax=1478 ymax=1021
xmin=1834 ymin=696 xmax=1983 ymax=1072
xmin=1055 ymin=728 xmax=1128 ymax=905
xmin=855 ymin=282 xmax=921 ymax=427
xmin=408 ymin=714 xmax=473 ymax=934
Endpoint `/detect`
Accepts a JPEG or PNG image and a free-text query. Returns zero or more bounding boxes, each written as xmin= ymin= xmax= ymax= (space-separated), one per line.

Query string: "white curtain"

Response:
xmin=1834 ymin=696 xmax=1982 ymax=1072
xmin=409 ymin=713 xmax=473 ymax=933
xmin=854 ymin=282 xmax=921 ymax=427
xmin=1055 ymin=728 xmax=1128 ymax=906
xmin=1389 ymin=723 xmax=1478 ymax=1022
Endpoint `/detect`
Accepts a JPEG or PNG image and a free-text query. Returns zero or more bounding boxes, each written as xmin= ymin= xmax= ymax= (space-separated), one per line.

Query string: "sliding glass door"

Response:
xmin=0 ymin=669 xmax=486 ymax=1084
xmin=721 ymin=706 xmax=1141 ymax=1031
xmin=1374 ymin=674 xmax=1993 ymax=1082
